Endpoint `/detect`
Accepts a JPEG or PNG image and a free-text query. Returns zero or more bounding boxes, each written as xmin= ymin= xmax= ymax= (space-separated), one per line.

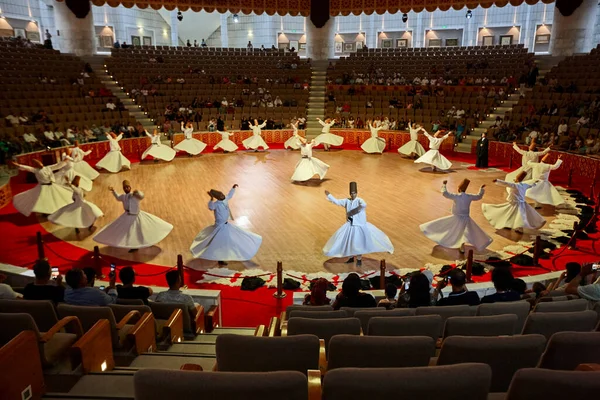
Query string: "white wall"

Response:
xmin=159 ymin=8 xmax=221 ymax=46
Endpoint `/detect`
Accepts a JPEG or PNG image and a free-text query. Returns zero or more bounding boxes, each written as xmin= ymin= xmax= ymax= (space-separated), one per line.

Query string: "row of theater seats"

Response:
xmin=115 ymin=46 xmax=292 ymax=55
xmin=356 ymin=44 xmax=526 ymax=54
xmin=1 ymin=295 xmax=599 ymax=399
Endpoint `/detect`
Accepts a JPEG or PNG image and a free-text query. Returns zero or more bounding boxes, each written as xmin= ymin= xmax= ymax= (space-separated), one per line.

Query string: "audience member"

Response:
xmin=434 ymin=269 xmax=480 ymax=306
xmin=0 ymin=273 xmax=21 ymax=299
xmin=398 ymin=272 xmax=435 ymax=308
xmin=155 ymin=270 xmax=198 ymax=319
xmin=22 ymin=259 xmax=65 ymax=303
xmin=117 ymin=266 xmax=153 ymax=304
xmin=64 ymin=268 xmax=117 ymax=306
xmin=303 ymin=278 xmax=331 ymax=306
xmin=565 ymin=262 xmax=600 ymax=305
xmin=332 ymin=273 xmax=376 ymax=309
xmin=481 ymin=268 xmax=521 ymax=303
xmin=544 ymin=262 xmax=581 ymax=293
xmin=377 ymin=283 xmax=398 ymax=309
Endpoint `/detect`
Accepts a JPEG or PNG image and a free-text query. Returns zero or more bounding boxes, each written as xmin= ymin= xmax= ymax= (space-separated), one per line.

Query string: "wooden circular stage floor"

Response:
xmin=40 ymin=150 xmax=560 ymax=274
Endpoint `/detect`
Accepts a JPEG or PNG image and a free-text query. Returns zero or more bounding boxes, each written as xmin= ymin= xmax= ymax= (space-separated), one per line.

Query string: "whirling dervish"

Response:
xmin=361 ymin=121 xmax=386 ymax=154
xmin=94 ymin=180 xmax=173 ymax=252
xmin=525 ymin=154 xmax=564 ymax=208
xmin=71 ymin=141 xmax=99 ymax=180
xmin=174 ymin=121 xmax=207 ymax=156
xmin=214 ymin=130 xmax=238 ymax=153
xmin=398 ymin=121 xmax=426 ymax=158
xmin=243 ymin=119 xmax=269 ymax=151
xmin=284 ymin=120 xmax=302 ymax=150
xmin=481 ymin=171 xmax=546 ymax=233
xmin=291 ymin=137 xmax=330 ymax=182
xmin=414 ymin=129 xmax=454 ymax=172
xmin=323 ymin=182 xmax=394 ymax=267
xmin=314 ymin=118 xmax=343 ymax=151
xmin=54 ymin=150 xmax=93 ymax=192
xmin=95 ymin=131 xmax=131 ymax=173
xmin=420 ymin=179 xmax=492 ymax=253
xmin=142 ymin=129 xmax=176 ymax=162
xmin=190 ymin=184 xmax=262 ymax=266
xmin=48 ymin=176 xmax=103 ymax=233
xmin=10 ymin=159 xmax=72 ymax=217
xmin=505 ymin=140 xmax=551 ymax=182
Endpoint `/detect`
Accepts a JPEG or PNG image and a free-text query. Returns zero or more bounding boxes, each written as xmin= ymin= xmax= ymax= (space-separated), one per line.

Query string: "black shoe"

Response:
xmin=75 ymin=228 xmax=80 ymax=234
xmin=128 ymin=249 xmax=138 ymax=253
xmin=356 ymin=259 xmax=362 ymax=267
xmin=345 ymin=257 xmax=355 ymax=264
xmin=218 ymin=261 xmax=228 ymax=266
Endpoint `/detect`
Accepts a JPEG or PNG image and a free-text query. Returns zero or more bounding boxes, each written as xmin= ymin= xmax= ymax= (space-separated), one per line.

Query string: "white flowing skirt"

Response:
xmin=174 ymin=138 xmax=207 ymax=155
xmin=13 ymin=183 xmax=73 ymax=217
xmin=505 ymin=166 xmax=533 ymax=183
xmin=361 ymin=137 xmax=386 ymax=154
xmin=314 ymin=133 xmax=344 ymax=147
xmin=482 ymin=201 xmax=546 ymax=230
xmin=48 ymin=200 xmax=104 ymax=228
xmin=242 ymin=135 xmax=269 ymax=150
xmin=291 ymin=157 xmax=330 ymax=182
xmin=93 ymin=211 xmax=173 ymax=249
xmin=96 ymin=151 xmax=131 ymax=173
xmin=525 ymin=181 xmax=565 ymax=206
xmin=414 ymin=149 xmax=452 ymax=170
xmin=214 ymin=138 xmax=238 ymax=152
xmin=142 ymin=144 xmax=176 ymax=162
xmin=73 ymin=161 xmax=100 ymax=180
xmin=398 ymin=140 xmax=426 ymax=157
xmin=190 ymin=222 xmax=262 ymax=261
xmin=323 ymin=222 xmax=394 ymax=257
xmin=420 ymin=215 xmax=493 ymax=251
xmin=284 ymin=135 xmax=302 ymax=150
xmin=55 ymin=168 xmax=93 ymax=192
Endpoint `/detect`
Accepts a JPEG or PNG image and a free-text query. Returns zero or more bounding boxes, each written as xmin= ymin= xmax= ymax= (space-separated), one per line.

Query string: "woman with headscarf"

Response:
xmin=332 ymin=273 xmax=376 ymax=310
xmin=303 ymin=278 xmax=331 ymax=306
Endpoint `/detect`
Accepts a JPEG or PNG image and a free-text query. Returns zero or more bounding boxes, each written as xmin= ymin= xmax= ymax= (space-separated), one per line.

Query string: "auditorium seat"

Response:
xmin=322 ymin=363 xmax=492 ymax=400
xmin=503 ymin=368 xmax=600 ymax=400
xmin=476 ymin=301 xmax=531 ymax=334
xmin=533 ymin=298 xmax=589 ymax=313
xmin=288 ymin=310 xmax=349 ymax=319
xmin=284 ymin=305 xmax=334 ymax=320
xmin=0 ymin=312 xmax=82 ymax=369
xmin=340 ymin=306 xmax=397 ymax=317
xmin=133 ymin=369 xmax=315 ymax=400
xmin=354 ymin=309 xmax=415 ymax=333
xmin=521 ymin=310 xmax=598 ymax=339
xmin=415 ymin=305 xmax=477 ymax=337
xmin=537 ymin=332 xmax=600 ymax=370
xmin=126 ymin=353 xmax=216 ymax=372
xmin=149 ymin=302 xmax=204 ymax=340
xmin=442 ymin=314 xmax=518 ymax=339
xmin=327 ymin=335 xmax=435 ymax=370
xmin=436 ymin=335 xmax=547 ymax=392
xmin=286 ymin=317 xmax=361 ymax=351
xmin=215 ymin=334 xmax=320 ymax=374
xmin=0 ymin=299 xmax=64 ymax=332
xmin=367 ymin=315 xmax=443 ymax=344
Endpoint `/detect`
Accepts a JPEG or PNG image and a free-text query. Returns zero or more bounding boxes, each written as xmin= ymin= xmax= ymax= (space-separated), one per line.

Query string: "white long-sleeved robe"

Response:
xmin=174 ymin=125 xmax=207 ymax=155
xmin=420 ymin=184 xmax=492 ymax=251
xmin=414 ymin=131 xmax=452 ymax=170
xmin=398 ymin=123 xmax=426 ymax=157
xmin=71 ymin=146 xmax=99 ymax=180
xmin=284 ymin=123 xmax=302 ymax=150
xmin=242 ymin=122 xmax=269 ymax=150
xmin=48 ymin=185 xmax=104 ymax=228
xmin=142 ymin=131 xmax=176 ymax=161
xmin=505 ymin=143 xmax=551 ymax=182
xmin=13 ymin=162 xmax=73 ymax=216
xmin=189 ymin=188 xmax=262 ymax=261
xmin=94 ymin=190 xmax=173 ymax=249
xmin=95 ymin=133 xmax=131 ymax=173
xmin=525 ymin=159 xmax=564 ymax=206
xmin=361 ymin=124 xmax=386 ymax=154
xmin=54 ymin=153 xmax=93 ymax=192
xmin=323 ymin=194 xmax=394 ymax=257
xmin=214 ymin=130 xmax=238 ymax=152
xmin=291 ymin=141 xmax=330 ymax=182
xmin=482 ymin=180 xmax=546 ymax=230
xmin=314 ymin=119 xmax=344 ymax=147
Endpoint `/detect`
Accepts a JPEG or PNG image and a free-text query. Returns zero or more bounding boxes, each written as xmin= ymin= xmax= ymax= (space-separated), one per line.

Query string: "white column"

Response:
xmin=170 ymin=10 xmax=179 ymax=46
xmin=550 ymin=0 xmax=598 ymax=56
xmin=415 ymin=12 xmax=424 ymax=47
xmin=53 ymin=0 xmax=95 ymax=56
xmin=220 ymin=13 xmax=229 ymax=48
xmin=306 ymin=17 xmax=335 ymax=60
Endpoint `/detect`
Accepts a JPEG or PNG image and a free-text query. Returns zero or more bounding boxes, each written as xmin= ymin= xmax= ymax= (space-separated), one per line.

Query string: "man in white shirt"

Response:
xmin=455 ymin=108 xmax=465 ymax=119
xmin=23 ymin=132 xmax=38 ymax=151
xmin=106 ymin=101 xmax=116 ymax=111
xmin=5 ymin=114 xmax=19 ymax=125
xmin=565 ymin=263 xmax=600 ymax=307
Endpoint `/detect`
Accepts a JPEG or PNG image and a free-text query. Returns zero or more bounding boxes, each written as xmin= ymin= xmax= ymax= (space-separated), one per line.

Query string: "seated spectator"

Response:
xmin=434 ymin=269 xmax=480 ymax=306
xmin=332 ymin=273 xmax=376 ymax=309
xmin=512 ymin=278 xmax=528 ymax=299
xmin=23 ymin=259 xmax=65 ymax=303
xmin=481 ymin=268 xmax=521 ymax=303
xmin=377 ymin=283 xmax=398 ymax=309
xmin=105 ymin=100 xmax=116 ymax=111
xmin=64 ymin=268 xmax=117 ymax=306
xmin=117 ymin=266 xmax=153 ymax=304
xmin=397 ymin=272 xmax=434 ymax=308
xmin=303 ymin=278 xmax=331 ymax=306
xmin=0 ymin=273 xmax=22 ymax=299
xmin=565 ymin=262 xmax=600 ymax=304
xmin=155 ymin=270 xmax=198 ymax=319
